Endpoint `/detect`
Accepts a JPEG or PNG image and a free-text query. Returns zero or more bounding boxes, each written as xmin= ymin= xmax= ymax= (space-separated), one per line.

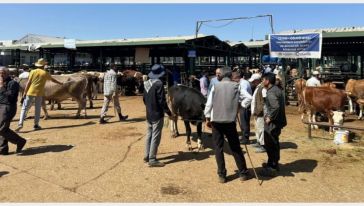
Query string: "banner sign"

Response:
xmin=262 ymin=55 xmax=280 ymax=64
xmin=269 ymin=33 xmax=322 ymax=59
xmin=64 ymin=39 xmax=76 ymax=49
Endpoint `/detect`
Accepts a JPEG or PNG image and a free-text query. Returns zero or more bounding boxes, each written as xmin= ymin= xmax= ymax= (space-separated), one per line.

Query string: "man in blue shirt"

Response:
xmin=207 ymin=68 xmax=222 ymax=96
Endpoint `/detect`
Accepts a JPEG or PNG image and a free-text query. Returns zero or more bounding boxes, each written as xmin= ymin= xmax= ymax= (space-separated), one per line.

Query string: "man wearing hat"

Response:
xmin=15 ymin=58 xmax=63 ymax=132
xmin=143 ymin=64 xmax=173 ymax=167
xmin=306 ymin=70 xmax=321 ymax=87
xmin=99 ymin=63 xmax=128 ymax=124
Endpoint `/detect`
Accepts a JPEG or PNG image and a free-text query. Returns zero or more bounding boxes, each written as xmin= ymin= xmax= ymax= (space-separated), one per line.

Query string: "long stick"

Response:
xmin=237 ymin=115 xmax=262 ymax=186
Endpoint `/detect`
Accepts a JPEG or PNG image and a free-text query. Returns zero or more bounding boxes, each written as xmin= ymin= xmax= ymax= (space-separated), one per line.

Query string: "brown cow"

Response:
xmin=345 ymin=79 xmax=364 ymax=119
xmin=294 ymin=78 xmax=306 ymax=112
xmin=19 ymin=75 xmax=88 ymax=119
xmin=302 ymin=87 xmax=347 ymax=133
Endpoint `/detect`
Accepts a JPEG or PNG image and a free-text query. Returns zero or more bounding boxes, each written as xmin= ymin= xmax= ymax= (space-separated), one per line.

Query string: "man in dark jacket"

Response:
xmin=0 ymin=67 xmax=26 ymax=155
xmin=261 ymin=72 xmax=287 ymax=176
xmin=143 ymin=64 xmax=173 ymax=167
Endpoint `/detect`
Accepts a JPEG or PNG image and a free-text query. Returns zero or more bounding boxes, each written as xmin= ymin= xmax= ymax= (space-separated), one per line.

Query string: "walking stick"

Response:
xmin=236 ymin=115 xmax=262 ymax=186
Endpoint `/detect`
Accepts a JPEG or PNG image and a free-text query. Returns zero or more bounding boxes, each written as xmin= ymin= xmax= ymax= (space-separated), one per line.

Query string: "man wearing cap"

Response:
xmin=0 ymin=67 xmax=27 ymax=155
xmin=15 ymin=58 xmax=63 ymax=132
xmin=238 ymin=72 xmax=253 ymax=145
xmin=306 ymin=70 xmax=321 ymax=87
xmin=250 ymin=73 xmax=267 ymax=153
xmin=143 ymin=64 xmax=173 ymax=167
xmin=99 ymin=63 xmax=128 ymax=124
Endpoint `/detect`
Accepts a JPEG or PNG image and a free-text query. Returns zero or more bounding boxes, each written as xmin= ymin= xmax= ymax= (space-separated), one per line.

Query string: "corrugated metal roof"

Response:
xmin=230 ymin=40 xmax=268 ymax=48
xmin=0 ymin=34 xmax=209 ymax=50
xmin=41 ymin=34 xmax=208 ymax=48
xmin=278 ymin=26 xmax=364 ymax=38
xmin=15 ymin=33 xmax=65 ymax=44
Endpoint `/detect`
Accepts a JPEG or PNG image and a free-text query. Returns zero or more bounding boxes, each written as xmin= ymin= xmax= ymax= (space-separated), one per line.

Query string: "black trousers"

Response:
xmin=263 ymin=122 xmax=281 ymax=169
xmin=211 ymin=122 xmax=248 ymax=177
xmin=239 ymin=107 xmax=251 ymax=140
xmin=0 ymin=105 xmax=26 ymax=153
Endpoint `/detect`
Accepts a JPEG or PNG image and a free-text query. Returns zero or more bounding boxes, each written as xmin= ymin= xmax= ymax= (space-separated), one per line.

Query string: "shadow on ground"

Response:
xmin=19 ymin=144 xmax=74 ymax=156
xmin=19 ymin=121 xmax=96 ymax=133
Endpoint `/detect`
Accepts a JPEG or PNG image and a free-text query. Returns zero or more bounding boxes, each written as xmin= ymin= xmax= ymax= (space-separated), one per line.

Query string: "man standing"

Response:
xmin=15 ymin=58 xmax=63 ymax=132
xmin=143 ymin=64 xmax=173 ymax=167
xmin=204 ymin=67 xmax=251 ymax=183
xmin=0 ymin=67 xmax=26 ymax=155
xmin=199 ymin=70 xmax=209 ymax=98
xmin=238 ymin=72 xmax=253 ymax=145
xmin=207 ymin=68 xmax=222 ymax=96
xmin=260 ymin=73 xmax=287 ymax=177
xmin=306 ymin=70 xmax=321 ymax=87
xmin=100 ymin=64 xmax=128 ymax=124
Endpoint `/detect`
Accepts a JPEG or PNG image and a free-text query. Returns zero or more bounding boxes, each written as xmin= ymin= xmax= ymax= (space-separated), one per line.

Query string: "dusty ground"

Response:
xmin=0 ymin=95 xmax=364 ymax=202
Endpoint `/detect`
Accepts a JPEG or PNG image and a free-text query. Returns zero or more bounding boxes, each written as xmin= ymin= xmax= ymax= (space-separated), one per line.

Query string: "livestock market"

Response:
xmin=0 ymin=5 xmax=364 ymax=203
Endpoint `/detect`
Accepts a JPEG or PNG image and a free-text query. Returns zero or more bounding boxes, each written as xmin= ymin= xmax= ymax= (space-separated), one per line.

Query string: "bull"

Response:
xmin=345 ymin=79 xmax=364 ymax=120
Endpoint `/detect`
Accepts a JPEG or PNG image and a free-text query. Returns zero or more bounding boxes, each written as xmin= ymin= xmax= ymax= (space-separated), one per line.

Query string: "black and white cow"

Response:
xmin=168 ymin=85 xmax=206 ymax=151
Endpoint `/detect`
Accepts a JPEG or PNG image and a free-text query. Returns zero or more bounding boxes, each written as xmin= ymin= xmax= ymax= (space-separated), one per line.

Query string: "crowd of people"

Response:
xmin=0 ymin=59 xmax=287 ymax=184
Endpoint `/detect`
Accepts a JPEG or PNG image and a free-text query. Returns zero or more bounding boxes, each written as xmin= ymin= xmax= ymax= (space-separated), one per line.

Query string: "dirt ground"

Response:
xmin=0 ymin=95 xmax=364 ymax=202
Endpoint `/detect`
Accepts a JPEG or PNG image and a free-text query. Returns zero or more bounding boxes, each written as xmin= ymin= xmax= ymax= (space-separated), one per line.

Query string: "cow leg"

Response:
xmin=184 ymin=121 xmax=192 ymax=151
xmin=328 ymin=112 xmax=334 ymax=134
xmin=348 ymin=96 xmax=355 ymax=114
xmin=57 ymin=102 xmax=62 ymax=110
xmin=76 ymin=97 xmax=87 ymax=119
xmin=50 ymin=101 xmax=55 ymax=110
xmin=312 ymin=113 xmax=319 ymax=129
xmin=89 ymin=98 xmax=93 ymax=109
xmin=42 ymin=100 xmax=49 ymax=120
xmin=358 ymin=103 xmax=363 ymax=120
xmin=196 ymin=122 xmax=204 ymax=151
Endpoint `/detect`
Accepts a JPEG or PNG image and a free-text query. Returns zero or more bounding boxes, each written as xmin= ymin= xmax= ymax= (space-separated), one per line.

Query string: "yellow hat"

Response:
xmin=34 ymin=58 xmax=47 ymax=67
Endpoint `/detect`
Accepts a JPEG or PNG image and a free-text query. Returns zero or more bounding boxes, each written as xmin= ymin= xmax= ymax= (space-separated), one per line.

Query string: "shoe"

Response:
xmin=218 ymin=175 xmax=227 ymax=183
xmin=239 ymin=138 xmax=250 ymax=145
xmin=16 ymin=139 xmax=26 ymax=153
xmin=99 ymin=117 xmax=107 ymax=124
xmin=262 ymin=162 xmax=280 ymax=171
xmin=255 ymin=146 xmax=266 ymax=153
xmin=239 ymin=171 xmax=252 ymax=181
xmin=119 ymin=113 xmax=128 ymax=121
xmin=259 ymin=167 xmax=278 ymax=177
xmin=0 ymin=150 xmax=9 ymax=155
xmin=148 ymin=161 xmax=165 ymax=167
xmin=33 ymin=125 xmax=42 ymax=131
xmin=15 ymin=125 xmax=23 ymax=132
xmin=251 ymin=142 xmax=261 ymax=148
xmin=143 ymin=157 xmax=149 ymax=163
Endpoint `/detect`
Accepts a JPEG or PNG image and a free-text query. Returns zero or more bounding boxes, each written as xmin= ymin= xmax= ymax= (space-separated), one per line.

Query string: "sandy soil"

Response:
xmin=0 ymin=95 xmax=363 ymax=202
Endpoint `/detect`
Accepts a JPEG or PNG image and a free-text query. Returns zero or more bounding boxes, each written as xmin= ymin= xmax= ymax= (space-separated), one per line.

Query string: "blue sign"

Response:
xmin=269 ymin=33 xmax=322 ymax=59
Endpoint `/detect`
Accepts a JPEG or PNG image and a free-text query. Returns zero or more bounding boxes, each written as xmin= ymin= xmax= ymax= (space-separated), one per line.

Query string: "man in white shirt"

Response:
xmin=306 ymin=70 xmax=321 ymax=87
xmin=238 ymin=73 xmax=253 ymax=144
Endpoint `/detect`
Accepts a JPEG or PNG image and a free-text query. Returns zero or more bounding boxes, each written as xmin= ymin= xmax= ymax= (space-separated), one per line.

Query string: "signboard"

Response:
xmin=188 ymin=50 xmax=196 ymax=58
xmin=64 ymin=39 xmax=76 ymax=49
xmin=262 ymin=55 xmax=280 ymax=64
xmin=269 ymin=33 xmax=322 ymax=59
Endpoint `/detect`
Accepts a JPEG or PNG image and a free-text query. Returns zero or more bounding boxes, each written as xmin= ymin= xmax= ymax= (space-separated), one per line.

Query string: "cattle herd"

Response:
xmin=295 ymin=78 xmax=364 ymax=133
xmin=13 ymin=68 xmax=364 ymax=141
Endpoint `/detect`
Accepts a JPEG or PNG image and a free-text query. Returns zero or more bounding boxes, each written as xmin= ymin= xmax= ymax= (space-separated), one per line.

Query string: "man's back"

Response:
xmin=143 ymin=79 xmax=167 ymax=122
xmin=212 ymin=79 xmax=240 ymax=122
xmin=103 ymin=69 xmax=117 ymax=95
xmin=27 ymin=68 xmax=51 ymax=96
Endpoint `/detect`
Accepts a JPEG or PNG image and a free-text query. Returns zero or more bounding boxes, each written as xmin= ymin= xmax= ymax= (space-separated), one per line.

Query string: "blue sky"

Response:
xmin=0 ymin=4 xmax=364 ymax=42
